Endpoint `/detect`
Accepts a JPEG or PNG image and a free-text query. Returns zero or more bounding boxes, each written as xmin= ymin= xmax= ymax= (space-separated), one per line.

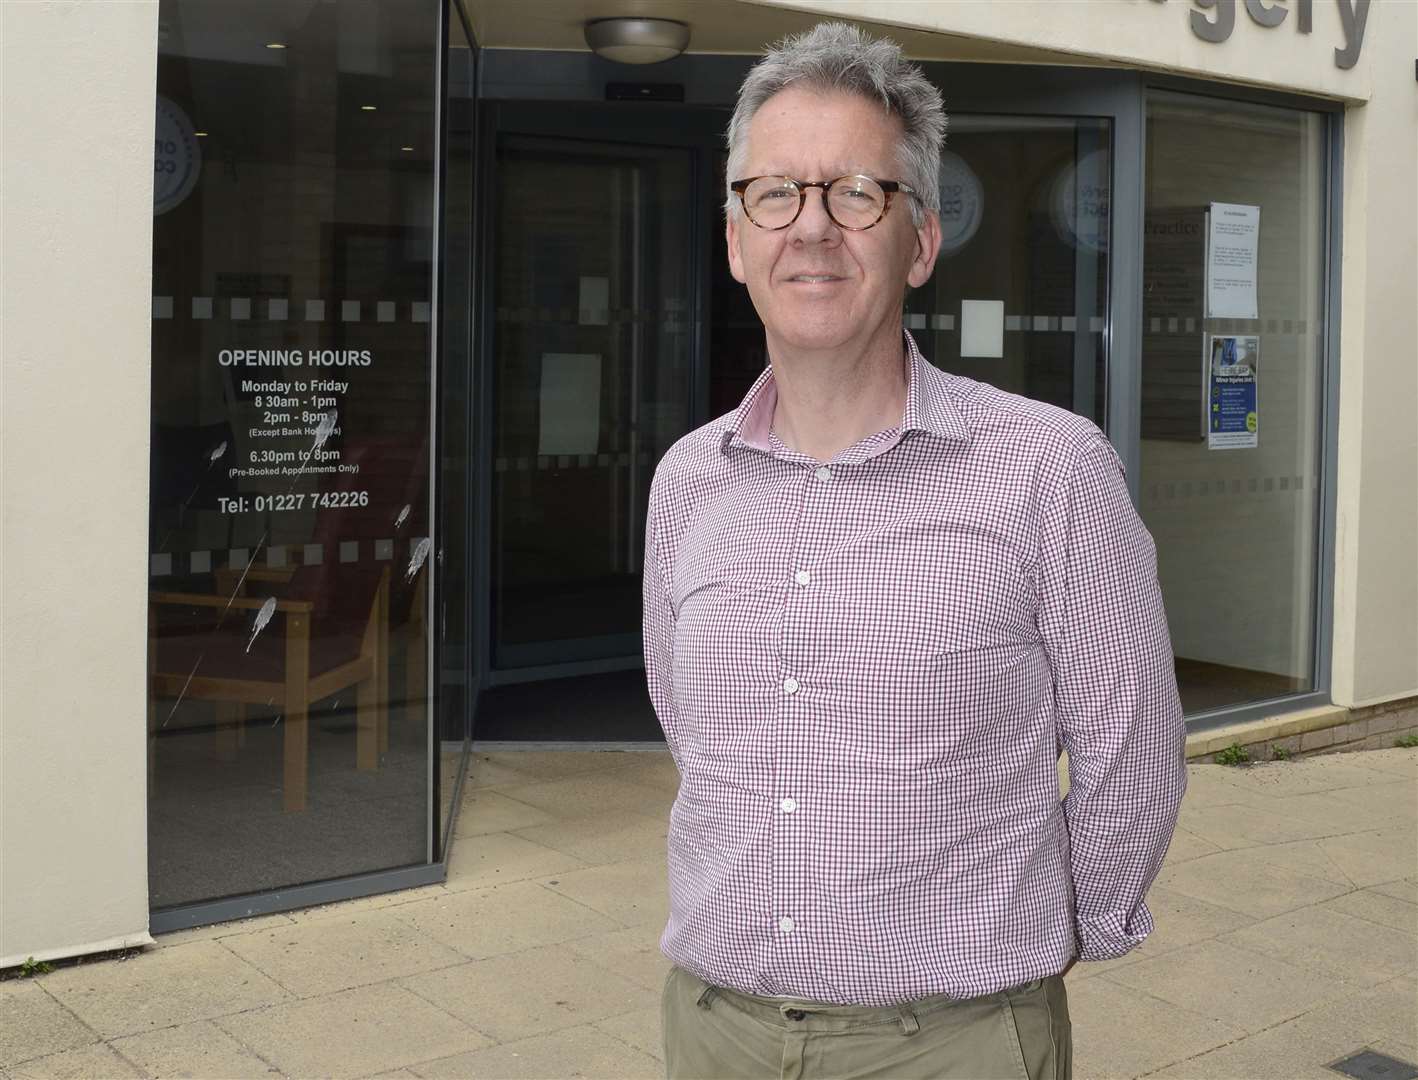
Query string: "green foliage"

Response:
xmin=1214 ymin=743 xmax=1251 ymax=766
xmin=17 ymin=957 xmax=53 ymax=978
xmin=1270 ymin=744 xmax=1291 ymax=761
xmin=1394 ymin=733 xmax=1418 ymax=749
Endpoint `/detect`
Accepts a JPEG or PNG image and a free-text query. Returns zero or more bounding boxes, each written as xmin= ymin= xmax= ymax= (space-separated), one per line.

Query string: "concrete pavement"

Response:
xmin=3 ymin=746 xmax=1415 ymax=1079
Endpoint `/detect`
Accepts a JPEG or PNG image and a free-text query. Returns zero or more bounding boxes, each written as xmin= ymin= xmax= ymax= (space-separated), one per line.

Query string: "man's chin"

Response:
xmin=768 ymin=317 xmax=884 ymax=357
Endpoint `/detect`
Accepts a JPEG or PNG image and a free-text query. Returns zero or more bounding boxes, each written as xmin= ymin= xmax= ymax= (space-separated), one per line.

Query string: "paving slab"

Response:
xmin=564 ymin=925 xmax=671 ymax=992
xmin=1267 ymin=785 xmax=1415 ymax=830
xmin=603 ymin=753 xmax=682 ymax=795
xmin=466 ymin=751 xmax=636 ymax=791
xmin=452 ymin=789 xmax=558 ymax=838
xmin=1158 ymin=825 xmax=1223 ymax=866
xmin=285 ymin=885 xmax=448 ymax=924
xmin=6 ymin=1043 xmax=140 ymax=1079
xmin=0 ymin=983 xmax=99 ymax=1068
xmin=110 ymin=1019 xmax=280 ymax=1078
xmin=1148 ymin=1009 xmax=1417 ymax=1080
xmin=540 ymin=860 xmax=671 ymax=928
xmin=152 ymin=913 xmax=298 ymax=950
xmin=1322 ymin=885 xmax=1418 ymax=931
xmin=1373 ymin=877 xmax=1418 ymax=903
xmin=443 ymin=830 xmax=585 ymax=892
xmin=1101 ymin=938 xmax=1363 ymax=1034
xmin=1316 ymin=827 xmax=1418 ymax=887
xmin=39 ymin=941 xmax=291 ymax=1040
xmin=1064 ymin=973 xmax=1245 ymax=1079
xmin=1292 ymin=975 xmax=1418 ymax=1049
xmin=1216 ymin=903 xmax=1418 ymax=985
xmin=401 ymin=943 xmax=657 ymax=1043
xmin=493 ymin=770 xmax=671 ymax=818
xmin=1217 ymin=758 xmax=1404 ymax=796
xmin=1176 ymin=799 xmax=1349 ymax=850
xmin=1172 ymin=766 xmax=1262 ymax=807
xmin=593 ymin=1006 xmax=664 ymax=1063
xmin=217 ymin=983 xmax=489 ymax=1079
xmin=1242 ymin=836 xmax=1361 ymax=886
xmin=1350 ymin=747 xmax=1418 ymax=779
xmin=1156 ymin=846 xmax=1351 ymax=919
xmin=409 ymin=1025 xmax=661 ymax=1079
xmin=388 ymin=880 xmax=620 ymax=959
xmin=513 ymin=808 xmax=668 ymax=865
xmin=218 ymin=910 xmax=469 ymax=998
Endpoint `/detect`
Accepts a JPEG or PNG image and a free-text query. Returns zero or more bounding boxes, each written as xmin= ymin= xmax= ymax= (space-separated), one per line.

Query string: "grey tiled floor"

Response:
xmin=3 ymin=747 xmax=1416 ymax=1079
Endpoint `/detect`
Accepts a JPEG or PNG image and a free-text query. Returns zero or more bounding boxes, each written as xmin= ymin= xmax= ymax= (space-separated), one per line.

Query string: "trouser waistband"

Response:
xmin=688 ymin=971 xmax=1047 ymax=1036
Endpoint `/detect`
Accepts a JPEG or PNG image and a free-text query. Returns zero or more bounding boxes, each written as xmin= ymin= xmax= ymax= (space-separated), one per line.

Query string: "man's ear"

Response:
xmin=907 ymin=209 xmax=942 ymax=289
xmin=726 ymin=211 xmax=748 ymax=284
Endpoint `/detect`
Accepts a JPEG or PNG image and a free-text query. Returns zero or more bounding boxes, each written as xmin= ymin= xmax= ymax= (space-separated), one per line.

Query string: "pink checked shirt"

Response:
xmin=643 ymin=332 xmax=1188 ymax=1006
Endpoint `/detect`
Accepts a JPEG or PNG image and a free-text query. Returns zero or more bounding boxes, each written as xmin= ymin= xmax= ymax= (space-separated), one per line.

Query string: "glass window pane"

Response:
xmin=488 ymin=136 xmax=693 ymax=672
xmin=1141 ymin=91 xmax=1326 ymax=714
xmin=147 ymin=0 xmax=438 ymax=907
xmin=907 ymin=115 xmax=1110 ymax=426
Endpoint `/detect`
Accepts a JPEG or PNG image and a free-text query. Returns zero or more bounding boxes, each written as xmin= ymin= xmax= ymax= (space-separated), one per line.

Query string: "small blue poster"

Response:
xmin=1206 ymin=335 xmax=1259 ymax=450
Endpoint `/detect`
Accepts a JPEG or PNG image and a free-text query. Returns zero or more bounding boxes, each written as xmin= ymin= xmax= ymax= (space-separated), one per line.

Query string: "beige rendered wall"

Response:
xmin=1 ymin=0 xmax=159 ymax=964
xmin=1331 ymin=6 xmax=1418 ymax=707
xmin=758 ymin=0 xmax=1418 ymax=708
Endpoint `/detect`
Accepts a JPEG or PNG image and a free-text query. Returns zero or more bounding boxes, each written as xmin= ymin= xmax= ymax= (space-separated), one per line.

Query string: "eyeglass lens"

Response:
xmin=742 ymin=176 xmax=888 ymax=229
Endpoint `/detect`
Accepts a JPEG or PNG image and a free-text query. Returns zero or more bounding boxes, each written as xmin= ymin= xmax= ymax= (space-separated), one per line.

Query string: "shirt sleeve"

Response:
xmin=1037 ymin=435 xmax=1188 ymax=962
xmin=643 ymin=485 xmax=683 ymax=768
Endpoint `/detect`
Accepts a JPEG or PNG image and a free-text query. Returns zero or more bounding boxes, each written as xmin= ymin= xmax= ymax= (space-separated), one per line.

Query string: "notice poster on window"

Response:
xmin=1205 ymin=203 xmax=1260 ymax=319
xmin=1206 ymin=334 xmax=1259 ymax=450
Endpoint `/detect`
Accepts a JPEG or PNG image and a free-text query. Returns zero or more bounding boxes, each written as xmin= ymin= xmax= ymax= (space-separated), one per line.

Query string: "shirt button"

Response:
xmin=782 ymin=677 xmax=799 ymax=695
xmin=814 ymin=466 xmax=832 ymax=483
xmin=779 ymin=916 xmax=796 ymax=934
xmin=780 ymin=797 xmax=798 ymax=813
xmin=794 ymin=569 xmax=811 ymax=586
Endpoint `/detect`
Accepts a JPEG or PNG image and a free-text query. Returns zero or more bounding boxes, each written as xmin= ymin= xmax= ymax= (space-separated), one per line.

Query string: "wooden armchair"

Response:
xmin=149 ymin=562 xmax=389 ymax=812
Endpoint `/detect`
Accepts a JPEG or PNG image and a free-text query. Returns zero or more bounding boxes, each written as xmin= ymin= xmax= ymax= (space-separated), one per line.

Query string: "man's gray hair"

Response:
xmin=725 ymin=22 xmax=946 ymax=226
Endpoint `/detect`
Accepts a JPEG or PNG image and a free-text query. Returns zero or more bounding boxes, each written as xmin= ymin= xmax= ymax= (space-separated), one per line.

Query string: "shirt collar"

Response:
xmin=720 ymin=330 xmax=970 ymax=456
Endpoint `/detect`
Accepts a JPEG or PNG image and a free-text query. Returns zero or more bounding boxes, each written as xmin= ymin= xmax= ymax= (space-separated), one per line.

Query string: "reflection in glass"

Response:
xmin=1141 ymin=92 xmax=1326 ymax=713
xmin=147 ymin=0 xmax=438 ymax=908
xmin=908 ymin=116 xmax=1111 ymax=426
xmin=489 ymin=137 xmax=693 ymax=672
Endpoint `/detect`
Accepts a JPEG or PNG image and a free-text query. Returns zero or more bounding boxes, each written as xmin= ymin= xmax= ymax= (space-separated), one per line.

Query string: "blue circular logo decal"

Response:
xmin=154 ymin=95 xmax=201 ymax=215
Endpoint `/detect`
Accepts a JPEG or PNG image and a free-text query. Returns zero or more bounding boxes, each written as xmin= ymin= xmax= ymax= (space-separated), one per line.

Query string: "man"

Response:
xmin=642 ymin=21 xmax=1187 ymax=1080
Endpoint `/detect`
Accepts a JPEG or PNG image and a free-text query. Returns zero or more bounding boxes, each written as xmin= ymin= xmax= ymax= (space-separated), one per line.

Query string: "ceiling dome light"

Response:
xmin=265 ymin=42 xmax=287 ymax=50
xmin=584 ymin=18 xmax=689 ymax=64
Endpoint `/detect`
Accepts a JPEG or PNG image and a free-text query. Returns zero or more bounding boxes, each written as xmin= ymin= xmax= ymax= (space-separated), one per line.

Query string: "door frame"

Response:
xmin=473 ymin=101 xmax=731 ymax=688
xmin=917 ymin=64 xmax=1146 ymax=496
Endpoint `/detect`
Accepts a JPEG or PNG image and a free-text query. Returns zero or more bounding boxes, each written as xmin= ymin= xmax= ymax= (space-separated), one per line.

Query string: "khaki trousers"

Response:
xmin=662 ymin=966 xmax=1071 ymax=1080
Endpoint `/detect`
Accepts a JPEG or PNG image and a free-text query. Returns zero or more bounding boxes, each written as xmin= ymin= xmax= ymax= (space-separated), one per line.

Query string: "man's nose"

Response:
xmin=789 ymin=186 xmax=839 ymax=241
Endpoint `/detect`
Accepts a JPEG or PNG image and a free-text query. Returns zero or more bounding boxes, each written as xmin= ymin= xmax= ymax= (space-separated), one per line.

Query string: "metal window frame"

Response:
xmin=1137 ymin=75 xmax=1343 ymax=731
xmin=150 ymin=0 xmax=456 ymax=935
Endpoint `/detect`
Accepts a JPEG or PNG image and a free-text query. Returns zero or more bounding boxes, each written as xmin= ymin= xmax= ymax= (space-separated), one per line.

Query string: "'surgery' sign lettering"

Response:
xmin=1152 ymin=0 xmax=1371 ymax=69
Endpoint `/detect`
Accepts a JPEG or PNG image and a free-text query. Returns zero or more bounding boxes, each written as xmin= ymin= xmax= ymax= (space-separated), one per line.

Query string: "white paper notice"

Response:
xmin=1205 ymin=203 xmax=1260 ymax=319
xmin=960 ymin=299 xmax=1004 ymax=359
xmin=538 ymin=353 xmax=601 ymax=456
xmin=578 ymin=276 xmax=609 ymax=326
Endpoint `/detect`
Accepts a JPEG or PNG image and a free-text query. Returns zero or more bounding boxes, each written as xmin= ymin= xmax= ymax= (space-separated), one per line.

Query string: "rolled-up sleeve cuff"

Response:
xmin=1076 ymin=902 xmax=1155 ymax=961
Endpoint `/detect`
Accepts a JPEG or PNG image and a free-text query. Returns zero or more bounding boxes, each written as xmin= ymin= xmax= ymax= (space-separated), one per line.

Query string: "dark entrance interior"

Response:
xmin=472 ymin=102 xmax=743 ymax=741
